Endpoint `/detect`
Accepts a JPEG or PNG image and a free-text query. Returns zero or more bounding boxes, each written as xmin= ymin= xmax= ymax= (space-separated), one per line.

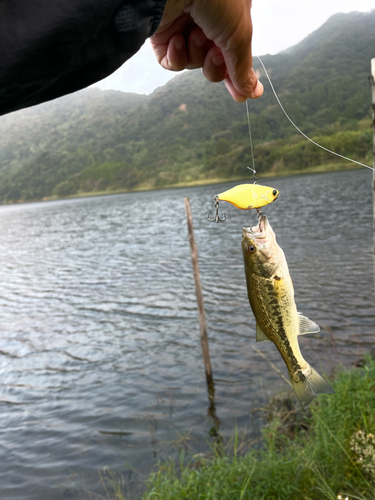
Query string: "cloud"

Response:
xmin=252 ymin=0 xmax=374 ymax=55
xmin=94 ymin=40 xmax=185 ymax=95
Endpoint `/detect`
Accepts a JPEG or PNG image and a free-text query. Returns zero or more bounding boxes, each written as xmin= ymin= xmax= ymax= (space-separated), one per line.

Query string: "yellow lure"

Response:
xmin=216 ymin=184 xmax=279 ymax=210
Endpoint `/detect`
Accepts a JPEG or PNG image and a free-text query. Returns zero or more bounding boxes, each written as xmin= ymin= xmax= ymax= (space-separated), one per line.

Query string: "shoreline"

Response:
xmin=0 ymin=162 xmax=364 ymax=206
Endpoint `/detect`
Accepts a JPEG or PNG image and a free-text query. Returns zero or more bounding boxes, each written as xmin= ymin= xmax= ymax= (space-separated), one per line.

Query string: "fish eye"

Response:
xmin=248 ymin=244 xmax=256 ymax=254
xmin=272 ymin=189 xmax=278 ymax=196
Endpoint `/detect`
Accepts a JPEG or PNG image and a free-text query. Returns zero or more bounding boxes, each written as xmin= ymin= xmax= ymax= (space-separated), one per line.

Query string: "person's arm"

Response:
xmin=0 ymin=0 xmax=166 ymax=116
xmin=151 ymin=0 xmax=263 ymax=102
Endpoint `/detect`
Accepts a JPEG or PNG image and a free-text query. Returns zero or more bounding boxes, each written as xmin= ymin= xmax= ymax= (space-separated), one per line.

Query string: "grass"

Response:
xmin=135 ymin=356 xmax=375 ymax=500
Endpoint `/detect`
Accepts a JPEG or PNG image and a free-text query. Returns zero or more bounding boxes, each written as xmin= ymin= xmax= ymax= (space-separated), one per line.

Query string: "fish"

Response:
xmin=217 ymin=184 xmax=279 ymax=210
xmin=241 ymin=215 xmax=334 ymax=408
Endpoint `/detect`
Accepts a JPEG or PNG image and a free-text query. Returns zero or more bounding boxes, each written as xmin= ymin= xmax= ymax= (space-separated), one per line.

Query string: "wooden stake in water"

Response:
xmin=184 ymin=197 xmax=213 ymax=388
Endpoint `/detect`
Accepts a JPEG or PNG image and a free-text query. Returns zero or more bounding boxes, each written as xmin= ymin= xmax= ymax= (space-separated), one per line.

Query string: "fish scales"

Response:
xmin=242 ymin=215 xmax=334 ymax=408
xmin=245 ymin=263 xmax=304 ymax=376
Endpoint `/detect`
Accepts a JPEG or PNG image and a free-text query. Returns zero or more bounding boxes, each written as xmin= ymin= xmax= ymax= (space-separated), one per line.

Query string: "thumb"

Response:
xmin=190 ymin=0 xmax=263 ymax=101
xmin=220 ymin=9 xmax=263 ymax=101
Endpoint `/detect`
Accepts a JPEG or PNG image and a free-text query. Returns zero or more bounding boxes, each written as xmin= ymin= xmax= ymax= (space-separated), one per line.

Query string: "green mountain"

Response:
xmin=0 ymin=10 xmax=374 ymax=203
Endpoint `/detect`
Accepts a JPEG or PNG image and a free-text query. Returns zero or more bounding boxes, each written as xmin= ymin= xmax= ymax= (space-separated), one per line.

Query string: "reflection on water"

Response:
xmin=0 ymin=169 xmax=374 ymax=498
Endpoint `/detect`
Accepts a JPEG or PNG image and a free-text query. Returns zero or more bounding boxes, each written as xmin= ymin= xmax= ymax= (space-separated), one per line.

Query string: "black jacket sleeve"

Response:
xmin=0 ymin=0 xmax=166 ymax=116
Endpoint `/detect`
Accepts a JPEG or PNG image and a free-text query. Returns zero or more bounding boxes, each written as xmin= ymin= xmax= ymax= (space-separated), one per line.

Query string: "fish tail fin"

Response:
xmin=290 ymin=364 xmax=334 ymax=409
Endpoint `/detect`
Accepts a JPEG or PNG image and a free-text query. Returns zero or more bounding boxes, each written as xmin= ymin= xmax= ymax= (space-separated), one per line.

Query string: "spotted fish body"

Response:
xmin=242 ymin=216 xmax=334 ymax=408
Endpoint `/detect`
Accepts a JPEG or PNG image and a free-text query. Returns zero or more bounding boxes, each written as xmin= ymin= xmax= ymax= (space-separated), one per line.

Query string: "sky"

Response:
xmin=94 ymin=0 xmax=375 ymax=95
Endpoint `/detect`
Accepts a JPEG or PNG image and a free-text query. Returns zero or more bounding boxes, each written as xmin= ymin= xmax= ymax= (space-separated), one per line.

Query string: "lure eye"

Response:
xmin=248 ymin=244 xmax=256 ymax=254
xmin=272 ymin=189 xmax=278 ymax=196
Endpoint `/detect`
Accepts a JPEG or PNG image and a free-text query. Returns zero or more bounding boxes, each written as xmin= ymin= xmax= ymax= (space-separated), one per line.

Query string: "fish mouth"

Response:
xmin=242 ymin=215 xmax=268 ymax=238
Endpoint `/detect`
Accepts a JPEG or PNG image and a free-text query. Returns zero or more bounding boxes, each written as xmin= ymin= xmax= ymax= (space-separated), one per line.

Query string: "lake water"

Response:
xmin=0 ymin=169 xmax=374 ymax=499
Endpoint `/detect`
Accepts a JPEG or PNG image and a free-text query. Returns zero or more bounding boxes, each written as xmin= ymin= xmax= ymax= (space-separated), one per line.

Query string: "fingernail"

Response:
xmin=174 ymin=38 xmax=183 ymax=51
xmin=212 ymin=53 xmax=224 ymax=66
xmin=194 ymin=33 xmax=206 ymax=47
xmin=254 ymin=79 xmax=264 ymax=98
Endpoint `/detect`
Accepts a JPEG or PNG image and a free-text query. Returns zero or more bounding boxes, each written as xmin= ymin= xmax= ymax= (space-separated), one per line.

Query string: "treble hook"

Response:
xmin=207 ymin=196 xmax=226 ymax=223
xmin=250 ymin=207 xmax=262 ymax=232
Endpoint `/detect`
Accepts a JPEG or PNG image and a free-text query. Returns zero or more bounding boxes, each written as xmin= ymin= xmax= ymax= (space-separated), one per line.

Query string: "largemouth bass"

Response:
xmin=242 ymin=216 xmax=334 ymax=408
xmin=217 ymin=184 xmax=279 ymax=210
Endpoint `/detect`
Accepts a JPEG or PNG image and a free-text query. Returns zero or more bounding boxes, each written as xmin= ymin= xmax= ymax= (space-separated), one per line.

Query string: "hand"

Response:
xmin=150 ymin=0 xmax=264 ymax=102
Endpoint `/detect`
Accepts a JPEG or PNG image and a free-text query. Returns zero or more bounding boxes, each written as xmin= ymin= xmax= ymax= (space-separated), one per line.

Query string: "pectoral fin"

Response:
xmin=256 ymin=323 xmax=270 ymax=342
xmin=298 ymin=313 xmax=320 ymax=335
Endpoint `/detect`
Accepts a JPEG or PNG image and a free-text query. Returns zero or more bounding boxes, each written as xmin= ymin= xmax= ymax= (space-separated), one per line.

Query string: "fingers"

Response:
xmin=186 ymin=27 xmax=211 ymax=69
xmin=160 ymin=33 xmax=188 ymax=71
xmin=151 ymin=14 xmax=192 ymax=71
xmin=152 ymin=32 xmax=228 ymax=83
xmin=151 ymin=24 xmax=218 ymax=72
xmin=202 ymin=46 xmax=228 ymax=83
xmin=188 ymin=29 xmax=228 ymax=81
xmin=151 ymin=0 xmax=265 ymax=100
xmin=188 ymin=0 xmax=264 ymax=100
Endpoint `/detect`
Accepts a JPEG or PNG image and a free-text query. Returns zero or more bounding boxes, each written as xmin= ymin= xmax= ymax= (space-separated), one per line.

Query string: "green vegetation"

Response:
xmin=0 ymin=11 xmax=374 ymax=203
xmin=130 ymin=356 xmax=375 ymax=500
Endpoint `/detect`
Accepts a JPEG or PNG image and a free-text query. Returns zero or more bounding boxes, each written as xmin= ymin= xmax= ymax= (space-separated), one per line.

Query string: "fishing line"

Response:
xmin=246 ymin=99 xmax=263 ymax=224
xmin=245 ymin=99 xmax=257 ymax=183
xmin=255 ymin=55 xmax=375 ymax=172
